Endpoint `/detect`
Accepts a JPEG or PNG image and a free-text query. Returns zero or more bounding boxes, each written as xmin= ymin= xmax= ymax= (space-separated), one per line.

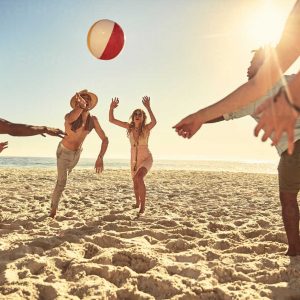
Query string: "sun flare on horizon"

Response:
xmin=245 ymin=1 xmax=288 ymax=47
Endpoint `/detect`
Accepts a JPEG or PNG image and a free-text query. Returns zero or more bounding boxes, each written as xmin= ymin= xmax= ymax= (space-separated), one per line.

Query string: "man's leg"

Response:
xmin=50 ymin=147 xmax=82 ymax=217
xmin=280 ymin=191 xmax=300 ymax=256
xmin=68 ymin=148 xmax=82 ymax=173
xmin=278 ymin=142 xmax=300 ymax=256
xmin=50 ymin=156 xmax=69 ymax=218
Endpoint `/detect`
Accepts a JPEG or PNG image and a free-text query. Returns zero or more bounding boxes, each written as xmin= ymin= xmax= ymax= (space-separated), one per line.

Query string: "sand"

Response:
xmin=0 ymin=167 xmax=300 ymax=300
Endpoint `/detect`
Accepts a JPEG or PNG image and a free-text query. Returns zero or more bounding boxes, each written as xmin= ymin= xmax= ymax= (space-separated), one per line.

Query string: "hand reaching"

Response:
xmin=254 ymin=88 xmax=299 ymax=154
xmin=42 ymin=127 xmax=66 ymax=138
xmin=142 ymin=96 xmax=151 ymax=110
xmin=173 ymin=112 xmax=203 ymax=139
xmin=0 ymin=141 xmax=8 ymax=153
xmin=110 ymin=97 xmax=119 ymax=110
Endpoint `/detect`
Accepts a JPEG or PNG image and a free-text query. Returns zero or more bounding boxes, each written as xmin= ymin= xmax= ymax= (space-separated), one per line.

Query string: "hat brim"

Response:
xmin=70 ymin=91 xmax=98 ymax=110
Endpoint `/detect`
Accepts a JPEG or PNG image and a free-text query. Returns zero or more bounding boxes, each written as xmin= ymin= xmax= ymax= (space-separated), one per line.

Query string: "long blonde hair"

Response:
xmin=127 ymin=109 xmax=147 ymax=137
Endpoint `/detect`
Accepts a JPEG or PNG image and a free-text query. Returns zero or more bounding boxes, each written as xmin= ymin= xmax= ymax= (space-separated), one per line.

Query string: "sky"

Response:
xmin=0 ymin=0 xmax=299 ymax=162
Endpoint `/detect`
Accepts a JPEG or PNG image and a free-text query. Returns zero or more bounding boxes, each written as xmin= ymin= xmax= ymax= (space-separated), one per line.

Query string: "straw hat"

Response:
xmin=70 ymin=89 xmax=98 ymax=110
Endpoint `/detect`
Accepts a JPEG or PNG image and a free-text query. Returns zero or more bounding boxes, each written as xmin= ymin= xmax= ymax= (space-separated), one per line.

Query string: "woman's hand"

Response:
xmin=254 ymin=89 xmax=299 ymax=154
xmin=142 ymin=96 xmax=151 ymax=110
xmin=110 ymin=97 xmax=119 ymax=110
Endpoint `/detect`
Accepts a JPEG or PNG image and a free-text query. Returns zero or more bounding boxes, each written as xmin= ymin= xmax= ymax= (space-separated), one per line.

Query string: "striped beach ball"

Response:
xmin=87 ymin=19 xmax=125 ymax=60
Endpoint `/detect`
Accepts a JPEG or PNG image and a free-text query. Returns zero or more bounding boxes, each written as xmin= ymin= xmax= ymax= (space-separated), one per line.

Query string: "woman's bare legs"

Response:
xmin=133 ymin=176 xmax=140 ymax=208
xmin=133 ymin=167 xmax=148 ymax=214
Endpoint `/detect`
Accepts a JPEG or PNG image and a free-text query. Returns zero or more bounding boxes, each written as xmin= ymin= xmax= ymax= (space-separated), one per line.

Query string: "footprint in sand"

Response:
xmin=92 ymin=234 xmax=128 ymax=249
xmin=165 ymin=238 xmax=196 ymax=253
xmin=137 ymin=275 xmax=184 ymax=299
xmin=166 ymin=264 xmax=201 ymax=279
xmin=83 ymin=242 xmax=101 ymax=259
xmin=112 ymin=250 xmax=157 ymax=273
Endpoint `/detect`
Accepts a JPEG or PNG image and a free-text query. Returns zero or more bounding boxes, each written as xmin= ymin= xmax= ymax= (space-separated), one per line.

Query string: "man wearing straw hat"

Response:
xmin=50 ymin=89 xmax=108 ymax=218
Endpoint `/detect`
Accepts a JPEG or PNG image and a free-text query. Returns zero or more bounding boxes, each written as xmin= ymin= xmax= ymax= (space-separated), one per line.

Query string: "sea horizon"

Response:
xmin=0 ymin=156 xmax=278 ymax=174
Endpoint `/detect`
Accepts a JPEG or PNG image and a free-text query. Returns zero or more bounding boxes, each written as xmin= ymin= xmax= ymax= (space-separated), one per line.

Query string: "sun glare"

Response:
xmin=245 ymin=2 xmax=287 ymax=47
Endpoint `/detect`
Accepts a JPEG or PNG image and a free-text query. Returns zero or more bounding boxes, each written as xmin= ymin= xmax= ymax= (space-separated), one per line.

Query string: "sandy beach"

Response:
xmin=0 ymin=167 xmax=300 ymax=299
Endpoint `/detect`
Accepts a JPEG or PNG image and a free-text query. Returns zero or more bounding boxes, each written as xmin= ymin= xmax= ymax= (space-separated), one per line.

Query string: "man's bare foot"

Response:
xmin=286 ymin=245 xmax=300 ymax=256
xmin=49 ymin=209 xmax=57 ymax=218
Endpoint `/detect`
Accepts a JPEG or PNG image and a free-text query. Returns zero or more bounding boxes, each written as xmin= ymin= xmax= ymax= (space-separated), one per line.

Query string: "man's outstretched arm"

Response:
xmin=0 ymin=118 xmax=65 ymax=137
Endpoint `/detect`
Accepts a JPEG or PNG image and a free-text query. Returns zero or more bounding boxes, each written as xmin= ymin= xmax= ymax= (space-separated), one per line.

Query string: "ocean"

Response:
xmin=0 ymin=157 xmax=278 ymax=174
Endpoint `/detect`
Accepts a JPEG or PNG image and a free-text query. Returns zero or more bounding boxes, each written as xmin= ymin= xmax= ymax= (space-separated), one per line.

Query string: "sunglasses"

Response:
xmin=134 ymin=112 xmax=142 ymax=117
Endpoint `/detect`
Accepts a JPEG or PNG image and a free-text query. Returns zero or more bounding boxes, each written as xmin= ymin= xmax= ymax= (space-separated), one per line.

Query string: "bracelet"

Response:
xmin=274 ymin=86 xmax=300 ymax=113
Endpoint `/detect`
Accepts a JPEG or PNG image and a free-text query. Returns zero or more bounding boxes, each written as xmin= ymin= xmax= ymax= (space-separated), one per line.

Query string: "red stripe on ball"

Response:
xmin=100 ymin=22 xmax=125 ymax=60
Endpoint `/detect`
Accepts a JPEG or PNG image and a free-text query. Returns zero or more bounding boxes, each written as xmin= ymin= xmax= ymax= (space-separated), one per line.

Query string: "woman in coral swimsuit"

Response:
xmin=109 ymin=96 xmax=157 ymax=215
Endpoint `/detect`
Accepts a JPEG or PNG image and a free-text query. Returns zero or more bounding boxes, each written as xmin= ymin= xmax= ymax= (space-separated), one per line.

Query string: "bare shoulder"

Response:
xmin=91 ymin=115 xmax=102 ymax=128
xmin=92 ymin=115 xmax=99 ymax=123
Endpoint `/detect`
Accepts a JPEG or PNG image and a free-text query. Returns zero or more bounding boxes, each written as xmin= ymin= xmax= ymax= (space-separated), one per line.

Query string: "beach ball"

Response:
xmin=87 ymin=19 xmax=125 ymax=60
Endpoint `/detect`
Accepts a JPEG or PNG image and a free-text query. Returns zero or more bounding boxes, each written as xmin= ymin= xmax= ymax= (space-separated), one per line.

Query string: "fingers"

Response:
xmin=182 ymin=131 xmax=189 ymax=139
xmin=95 ymin=161 xmax=104 ymax=173
xmin=95 ymin=166 xmax=103 ymax=173
xmin=254 ymin=117 xmax=275 ymax=144
xmin=272 ymin=127 xmax=283 ymax=146
xmin=172 ymin=120 xmax=191 ymax=138
xmin=45 ymin=129 xmax=66 ymax=138
xmin=111 ymin=97 xmax=119 ymax=107
xmin=172 ymin=120 xmax=184 ymax=130
xmin=261 ymin=125 xmax=273 ymax=142
xmin=176 ymin=128 xmax=191 ymax=139
xmin=0 ymin=141 xmax=8 ymax=152
xmin=142 ymin=96 xmax=150 ymax=106
xmin=254 ymin=120 xmax=265 ymax=137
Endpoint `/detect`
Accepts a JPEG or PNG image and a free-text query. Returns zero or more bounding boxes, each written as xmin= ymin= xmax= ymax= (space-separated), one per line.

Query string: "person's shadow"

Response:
xmin=270 ymin=256 xmax=300 ymax=299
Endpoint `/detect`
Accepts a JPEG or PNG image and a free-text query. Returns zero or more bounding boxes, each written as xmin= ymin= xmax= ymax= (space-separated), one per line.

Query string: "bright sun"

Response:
xmin=245 ymin=2 xmax=287 ymax=47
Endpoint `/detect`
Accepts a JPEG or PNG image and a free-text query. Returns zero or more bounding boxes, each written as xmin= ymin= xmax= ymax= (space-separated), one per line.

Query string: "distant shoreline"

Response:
xmin=0 ymin=157 xmax=277 ymax=174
